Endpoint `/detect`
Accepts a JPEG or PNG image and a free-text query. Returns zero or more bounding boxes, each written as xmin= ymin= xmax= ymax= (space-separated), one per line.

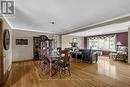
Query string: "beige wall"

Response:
xmin=0 ymin=17 xmax=12 ymax=74
xmin=12 ymin=30 xmax=60 ymax=61
xmin=12 ymin=37 xmax=33 ymax=61
xmin=128 ymin=28 xmax=130 ymax=63
xmin=61 ymin=35 xmax=84 ymax=50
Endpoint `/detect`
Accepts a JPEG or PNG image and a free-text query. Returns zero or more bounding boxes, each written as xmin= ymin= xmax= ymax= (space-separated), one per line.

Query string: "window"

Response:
xmin=88 ymin=35 xmax=116 ymax=51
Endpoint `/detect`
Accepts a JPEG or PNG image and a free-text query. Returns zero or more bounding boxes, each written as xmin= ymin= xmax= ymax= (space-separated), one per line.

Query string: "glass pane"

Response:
xmin=88 ymin=35 xmax=116 ymax=51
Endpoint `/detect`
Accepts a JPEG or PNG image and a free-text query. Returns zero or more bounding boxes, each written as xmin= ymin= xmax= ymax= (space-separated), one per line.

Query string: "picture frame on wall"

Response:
xmin=16 ymin=39 xmax=28 ymax=45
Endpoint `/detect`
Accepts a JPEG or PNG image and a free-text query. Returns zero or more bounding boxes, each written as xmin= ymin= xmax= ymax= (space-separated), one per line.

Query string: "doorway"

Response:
xmin=0 ymin=19 xmax=3 ymax=85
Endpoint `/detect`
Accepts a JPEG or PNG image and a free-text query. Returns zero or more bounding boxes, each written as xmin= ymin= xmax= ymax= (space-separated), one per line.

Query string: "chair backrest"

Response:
xmin=38 ymin=48 xmax=46 ymax=59
xmin=61 ymin=50 xmax=70 ymax=64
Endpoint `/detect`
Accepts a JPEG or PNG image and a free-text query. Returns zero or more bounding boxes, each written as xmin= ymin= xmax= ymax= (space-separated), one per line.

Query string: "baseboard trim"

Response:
xmin=13 ymin=59 xmax=33 ymax=63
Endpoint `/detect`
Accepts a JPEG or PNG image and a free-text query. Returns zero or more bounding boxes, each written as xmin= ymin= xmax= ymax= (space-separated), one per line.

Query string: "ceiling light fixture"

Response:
xmin=51 ymin=21 xmax=55 ymax=24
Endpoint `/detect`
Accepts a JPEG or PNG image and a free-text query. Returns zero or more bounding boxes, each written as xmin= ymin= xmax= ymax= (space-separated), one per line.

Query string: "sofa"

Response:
xmin=71 ymin=49 xmax=98 ymax=63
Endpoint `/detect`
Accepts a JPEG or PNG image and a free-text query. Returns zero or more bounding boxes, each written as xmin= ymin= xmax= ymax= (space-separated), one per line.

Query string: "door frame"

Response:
xmin=0 ymin=18 xmax=3 ymax=85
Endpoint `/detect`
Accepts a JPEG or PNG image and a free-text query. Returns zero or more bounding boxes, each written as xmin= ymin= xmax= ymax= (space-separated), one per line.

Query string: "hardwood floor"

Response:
xmin=4 ymin=56 xmax=130 ymax=87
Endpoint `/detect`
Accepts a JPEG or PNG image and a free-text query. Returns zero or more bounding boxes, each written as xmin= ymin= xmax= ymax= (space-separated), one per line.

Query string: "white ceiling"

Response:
xmin=69 ymin=22 xmax=130 ymax=36
xmin=4 ymin=0 xmax=130 ymax=34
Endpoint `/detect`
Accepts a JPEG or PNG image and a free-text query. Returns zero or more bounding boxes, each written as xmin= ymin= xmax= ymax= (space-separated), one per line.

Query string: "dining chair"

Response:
xmin=58 ymin=50 xmax=71 ymax=78
xmin=38 ymin=48 xmax=50 ymax=71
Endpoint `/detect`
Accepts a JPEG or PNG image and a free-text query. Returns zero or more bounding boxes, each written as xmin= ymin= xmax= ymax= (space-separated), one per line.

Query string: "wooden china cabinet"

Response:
xmin=33 ymin=35 xmax=54 ymax=60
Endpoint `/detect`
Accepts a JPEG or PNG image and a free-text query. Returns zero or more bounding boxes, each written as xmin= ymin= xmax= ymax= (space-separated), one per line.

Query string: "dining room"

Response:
xmin=1 ymin=0 xmax=130 ymax=87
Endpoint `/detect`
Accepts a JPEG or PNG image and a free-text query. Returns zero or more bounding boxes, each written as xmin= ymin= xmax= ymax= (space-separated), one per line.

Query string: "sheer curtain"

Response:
xmin=88 ymin=35 xmax=116 ymax=51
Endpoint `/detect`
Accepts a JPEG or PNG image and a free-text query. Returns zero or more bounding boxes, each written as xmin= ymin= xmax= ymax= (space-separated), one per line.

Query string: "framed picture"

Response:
xmin=16 ymin=39 xmax=28 ymax=45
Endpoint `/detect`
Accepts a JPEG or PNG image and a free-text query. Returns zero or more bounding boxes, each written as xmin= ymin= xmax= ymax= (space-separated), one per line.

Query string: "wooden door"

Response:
xmin=0 ymin=20 xmax=3 ymax=85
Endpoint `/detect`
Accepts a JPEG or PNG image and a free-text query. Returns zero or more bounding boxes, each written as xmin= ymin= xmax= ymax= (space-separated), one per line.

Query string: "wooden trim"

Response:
xmin=0 ymin=18 xmax=11 ymax=86
xmin=0 ymin=18 xmax=3 ymax=85
xmin=12 ymin=59 xmax=33 ymax=63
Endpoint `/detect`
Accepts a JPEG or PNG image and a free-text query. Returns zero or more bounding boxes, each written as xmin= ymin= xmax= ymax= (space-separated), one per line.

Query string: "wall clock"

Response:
xmin=3 ymin=29 xmax=10 ymax=50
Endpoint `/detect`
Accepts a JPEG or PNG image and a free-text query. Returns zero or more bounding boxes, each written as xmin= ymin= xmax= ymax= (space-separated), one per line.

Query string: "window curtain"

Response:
xmin=88 ymin=34 xmax=116 ymax=51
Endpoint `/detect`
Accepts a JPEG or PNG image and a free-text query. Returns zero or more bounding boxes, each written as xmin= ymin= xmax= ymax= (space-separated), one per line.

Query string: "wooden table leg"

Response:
xmin=76 ymin=53 xmax=78 ymax=63
xmin=50 ymin=60 xmax=52 ymax=77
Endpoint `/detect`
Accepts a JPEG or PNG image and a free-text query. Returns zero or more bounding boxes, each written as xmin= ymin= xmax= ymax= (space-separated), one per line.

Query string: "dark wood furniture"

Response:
xmin=33 ymin=37 xmax=41 ymax=60
xmin=59 ymin=50 xmax=71 ymax=78
xmin=109 ymin=45 xmax=128 ymax=62
xmin=35 ymin=35 xmax=59 ymax=77
xmin=115 ymin=53 xmax=128 ymax=62
xmin=110 ymin=52 xmax=128 ymax=62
